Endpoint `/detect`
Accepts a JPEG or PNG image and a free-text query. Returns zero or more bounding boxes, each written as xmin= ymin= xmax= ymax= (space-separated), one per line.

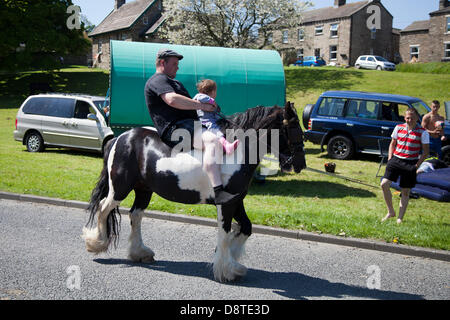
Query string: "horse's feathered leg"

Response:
xmin=230 ymin=200 xmax=252 ymax=261
xmin=213 ymin=203 xmax=247 ymax=282
xmin=128 ymin=189 xmax=155 ymax=263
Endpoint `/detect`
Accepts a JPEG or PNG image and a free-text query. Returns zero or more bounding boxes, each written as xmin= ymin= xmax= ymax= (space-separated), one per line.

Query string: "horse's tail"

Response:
xmin=87 ymin=138 xmax=116 ymax=220
xmin=84 ymin=137 xmax=122 ymax=250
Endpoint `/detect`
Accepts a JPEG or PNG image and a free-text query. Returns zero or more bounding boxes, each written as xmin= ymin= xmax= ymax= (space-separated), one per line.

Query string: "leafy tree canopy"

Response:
xmin=0 ymin=0 xmax=91 ymax=71
xmin=160 ymin=0 xmax=312 ymax=49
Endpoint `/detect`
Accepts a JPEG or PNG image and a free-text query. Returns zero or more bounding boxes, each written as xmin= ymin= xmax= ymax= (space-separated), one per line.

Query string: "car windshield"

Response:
xmin=411 ymin=101 xmax=431 ymax=118
xmin=374 ymin=56 xmax=387 ymax=62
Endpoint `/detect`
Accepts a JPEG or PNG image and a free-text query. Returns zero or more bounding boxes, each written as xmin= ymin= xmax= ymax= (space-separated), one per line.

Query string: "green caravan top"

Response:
xmin=109 ymin=40 xmax=286 ymax=135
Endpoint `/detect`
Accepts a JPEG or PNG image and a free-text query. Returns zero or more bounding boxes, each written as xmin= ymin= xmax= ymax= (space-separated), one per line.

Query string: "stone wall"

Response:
xmin=429 ymin=13 xmax=450 ymax=61
xmin=350 ymin=3 xmax=394 ymax=65
xmin=90 ymin=0 xmax=163 ymax=69
xmin=399 ymin=13 xmax=450 ymax=63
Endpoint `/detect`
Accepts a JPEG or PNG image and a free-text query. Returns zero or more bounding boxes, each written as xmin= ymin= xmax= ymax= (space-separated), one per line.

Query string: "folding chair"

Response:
xmin=376 ymin=138 xmax=391 ymax=177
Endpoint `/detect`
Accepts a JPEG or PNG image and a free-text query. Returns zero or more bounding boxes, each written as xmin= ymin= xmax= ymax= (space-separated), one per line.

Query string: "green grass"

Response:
xmin=1 ymin=66 xmax=449 ymax=250
xmin=394 ymin=62 xmax=450 ymax=74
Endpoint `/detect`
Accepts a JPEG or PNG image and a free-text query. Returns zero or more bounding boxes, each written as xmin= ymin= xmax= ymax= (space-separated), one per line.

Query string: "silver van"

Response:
xmin=14 ymin=94 xmax=114 ymax=153
xmin=354 ymin=55 xmax=396 ymax=71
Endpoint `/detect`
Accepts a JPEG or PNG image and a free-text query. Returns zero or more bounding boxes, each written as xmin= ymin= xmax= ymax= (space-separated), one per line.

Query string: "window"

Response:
xmin=297 ymin=48 xmax=304 ymax=60
xmin=330 ymin=24 xmax=339 ymax=37
xmin=74 ymin=100 xmax=95 ymax=119
xmin=359 ymin=56 xmax=367 ymax=61
xmin=410 ymin=45 xmax=419 ymax=60
xmin=381 ymin=103 xmax=407 ymax=122
xmin=447 ymin=16 xmax=450 ymax=33
xmin=98 ymin=40 xmax=102 ymax=53
xmin=282 ymin=30 xmax=289 ymax=43
xmin=344 ymin=100 xmax=380 ymax=119
xmin=318 ymin=98 xmax=346 ymax=117
xmin=330 ymin=45 xmax=338 ymax=60
xmin=371 ymin=28 xmax=376 ymax=40
xmin=445 ymin=42 xmax=450 ymax=58
xmin=315 ymin=25 xmax=323 ymax=35
xmin=298 ymin=29 xmax=305 ymax=41
xmin=314 ymin=48 xmax=321 ymax=57
xmin=23 ymin=97 xmax=74 ymax=118
xmin=368 ymin=56 xmax=375 ymax=62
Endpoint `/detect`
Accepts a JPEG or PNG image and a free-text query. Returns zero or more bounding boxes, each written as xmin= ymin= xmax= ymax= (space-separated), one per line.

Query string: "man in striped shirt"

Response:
xmin=381 ymin=108 xmax=430 ymax=224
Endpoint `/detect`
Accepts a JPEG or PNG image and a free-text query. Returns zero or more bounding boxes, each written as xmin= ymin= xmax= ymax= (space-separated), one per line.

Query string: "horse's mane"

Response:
xmin=218 ymin=105 xmax=283 ymax=131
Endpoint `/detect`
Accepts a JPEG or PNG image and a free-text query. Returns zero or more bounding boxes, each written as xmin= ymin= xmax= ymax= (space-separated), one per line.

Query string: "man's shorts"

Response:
xmin=383 ymin=156 xmax=418 ymax=189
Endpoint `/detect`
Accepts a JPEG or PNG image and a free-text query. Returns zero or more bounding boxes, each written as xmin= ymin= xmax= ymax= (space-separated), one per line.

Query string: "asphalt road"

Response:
xmin=0 ymin=198 xmax=449 ymax=301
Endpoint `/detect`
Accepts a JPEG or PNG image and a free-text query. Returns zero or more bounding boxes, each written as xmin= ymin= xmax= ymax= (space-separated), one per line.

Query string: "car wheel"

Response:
xmin=376 ymin=66 xmax=382 ymax=71
xmin=441 ymin=145 xmax=450 ymax=166
xmin=327 ymin=135 xmax=354 ymax=160
xmin=355 ymin=64 xmax=361 ymax=69
xmin=26 ymin=131 xmax=45 ymax=152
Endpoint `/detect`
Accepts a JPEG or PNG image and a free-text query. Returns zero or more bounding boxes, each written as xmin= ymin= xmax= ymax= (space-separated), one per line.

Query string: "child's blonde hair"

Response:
xmin=196 ymin=79 xmax=217 ymax=95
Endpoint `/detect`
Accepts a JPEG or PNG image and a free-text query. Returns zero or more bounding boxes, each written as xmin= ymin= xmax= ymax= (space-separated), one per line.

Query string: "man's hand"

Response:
xmin=200 ymin=102 xmax=217 ymax=113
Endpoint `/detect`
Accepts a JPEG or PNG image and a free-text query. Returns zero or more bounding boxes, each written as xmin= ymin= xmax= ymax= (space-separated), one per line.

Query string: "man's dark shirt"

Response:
xmin=144 ymin=72 xmax=198 ymax=137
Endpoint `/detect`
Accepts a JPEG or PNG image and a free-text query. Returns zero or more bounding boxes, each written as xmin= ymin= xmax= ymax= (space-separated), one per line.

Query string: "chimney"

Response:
xmin=440 ymin=0 xmax=449 ymax=10
xmin=334 ymin=0 xmax=346 ymax=7
xmin=115 ymin=0 xmax=125 ymax=10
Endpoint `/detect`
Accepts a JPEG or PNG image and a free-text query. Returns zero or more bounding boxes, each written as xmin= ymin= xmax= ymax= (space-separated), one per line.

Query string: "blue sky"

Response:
xmin=73 ymin=0 xmax=441 ymax=30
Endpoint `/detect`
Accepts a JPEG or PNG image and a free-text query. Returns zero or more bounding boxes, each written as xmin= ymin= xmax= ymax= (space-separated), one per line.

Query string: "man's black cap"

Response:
xmin=157 ymin=48 xmax=183 ymax=60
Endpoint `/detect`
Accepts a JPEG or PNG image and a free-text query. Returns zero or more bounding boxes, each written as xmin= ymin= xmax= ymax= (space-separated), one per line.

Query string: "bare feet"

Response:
xmin=381 ymin=212 xmax=395 ymax=222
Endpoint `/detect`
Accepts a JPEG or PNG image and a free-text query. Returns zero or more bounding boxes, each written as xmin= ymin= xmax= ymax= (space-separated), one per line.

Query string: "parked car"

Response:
xmin=354 ymin=55 xmax=396 ymax=71
xmin=302 ymin=91 xmax=450 ymax=163
xmin=14 ymin=93 xmax=114 ymax=154
xmin=294 ymin=56 xmax=326 ymax=67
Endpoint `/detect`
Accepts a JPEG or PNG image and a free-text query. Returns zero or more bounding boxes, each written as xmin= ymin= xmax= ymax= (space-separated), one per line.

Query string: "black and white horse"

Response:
xmin=82 ymin=102 xmax=306 ymax=282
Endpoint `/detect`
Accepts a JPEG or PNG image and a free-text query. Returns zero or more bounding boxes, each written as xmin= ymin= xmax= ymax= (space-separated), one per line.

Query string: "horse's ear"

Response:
xmin=284 ymin=101 xmax=298 ymax=119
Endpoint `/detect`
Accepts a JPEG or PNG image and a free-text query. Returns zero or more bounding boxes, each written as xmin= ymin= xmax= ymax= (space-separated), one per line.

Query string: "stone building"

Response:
xmin=89 ymin=0 xmax=165 ymax=69
xmin=269 ymin=0 xmax=396 ymax=66
xmin=399 ymin=0 xmax=450 ymax=63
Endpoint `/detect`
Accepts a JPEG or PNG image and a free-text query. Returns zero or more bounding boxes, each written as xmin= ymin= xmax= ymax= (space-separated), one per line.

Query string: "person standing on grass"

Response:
xmin=421 ymin=100 xmax=446 ymax=159
xmin=381 ymin=108 xmax=429 ymax=224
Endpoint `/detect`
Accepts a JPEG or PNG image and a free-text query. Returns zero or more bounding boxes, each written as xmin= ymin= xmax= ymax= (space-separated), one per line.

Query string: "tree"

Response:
xmin=160 ymin=0 xmax=312 ymax=49
xmin=0 ymin=0 xmax=91 ymax=71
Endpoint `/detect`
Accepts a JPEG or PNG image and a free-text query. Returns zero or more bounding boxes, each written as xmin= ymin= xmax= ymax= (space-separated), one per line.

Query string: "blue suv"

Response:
xmin=302 ymin=91 xmax=450 ymax=164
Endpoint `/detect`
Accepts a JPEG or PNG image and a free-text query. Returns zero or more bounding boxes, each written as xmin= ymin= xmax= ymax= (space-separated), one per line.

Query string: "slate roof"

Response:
xmin=89 ymin=0 xmax=156 ymax=37
xmin=300 ymin=0 xmax=377 ymax=24
xmin=400 ymin=20 xmax=430 ymax=33
xmin=429 ymin=6 xmax=450 ymax=16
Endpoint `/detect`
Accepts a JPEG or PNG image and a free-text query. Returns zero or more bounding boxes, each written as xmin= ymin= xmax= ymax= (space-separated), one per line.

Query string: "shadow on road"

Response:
xmin=94 ymin=258 xmax=423 ymax=300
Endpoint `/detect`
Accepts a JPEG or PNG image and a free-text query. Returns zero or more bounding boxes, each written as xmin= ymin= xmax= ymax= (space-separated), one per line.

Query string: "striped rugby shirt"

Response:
xmin=391 ymin=123 xmax=429 ymax=160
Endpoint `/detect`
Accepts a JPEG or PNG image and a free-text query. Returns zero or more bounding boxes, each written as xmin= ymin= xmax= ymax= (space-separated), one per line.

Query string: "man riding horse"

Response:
xmin=144 ymin=48 xmax=241 ymax=205
xmin=83 ymin=48 xmax=306 ymax=282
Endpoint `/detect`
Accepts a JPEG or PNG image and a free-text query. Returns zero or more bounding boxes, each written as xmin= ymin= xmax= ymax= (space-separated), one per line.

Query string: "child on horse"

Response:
xmin=193 ymin=79 xmax=239 ymax=155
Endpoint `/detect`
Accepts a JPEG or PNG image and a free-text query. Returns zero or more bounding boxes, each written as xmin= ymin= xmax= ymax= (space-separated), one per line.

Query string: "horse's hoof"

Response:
xmin=139 ymin=255 xmax=155 ymax=264
xmin=232 ymin=262 xmax=247 ymax=277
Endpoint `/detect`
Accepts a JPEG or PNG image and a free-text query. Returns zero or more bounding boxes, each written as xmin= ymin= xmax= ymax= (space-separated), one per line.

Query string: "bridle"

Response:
xmin=280 ymin=116 xmax=305 ymax=167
